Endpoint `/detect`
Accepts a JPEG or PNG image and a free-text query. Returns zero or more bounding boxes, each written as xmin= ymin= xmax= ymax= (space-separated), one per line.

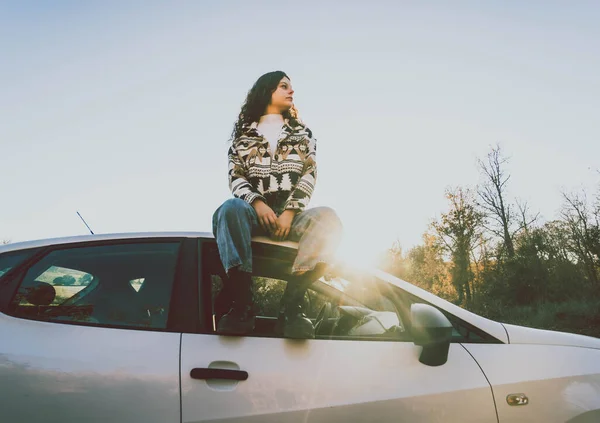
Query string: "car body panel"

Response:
xmin=464 ymin=343 xmax=600 ymax=422
xmin=0 ymin=307 xmax=181 ymax=423
xmin=503 ymin=323 xmax=600 ymax=349
xmin=180 ymin=334 xmax=497 ymax=423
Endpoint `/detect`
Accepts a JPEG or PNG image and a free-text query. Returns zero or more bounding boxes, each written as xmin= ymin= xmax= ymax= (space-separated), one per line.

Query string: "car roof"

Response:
xmin=0 ymin=232 xmax=300 ymax=254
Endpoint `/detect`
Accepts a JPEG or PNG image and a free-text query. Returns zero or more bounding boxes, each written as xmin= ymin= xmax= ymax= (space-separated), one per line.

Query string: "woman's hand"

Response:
xmin=273 ymin=210 xmax=297 ymax=241
xmin=252 ymin=200 xmax=279 ymax=234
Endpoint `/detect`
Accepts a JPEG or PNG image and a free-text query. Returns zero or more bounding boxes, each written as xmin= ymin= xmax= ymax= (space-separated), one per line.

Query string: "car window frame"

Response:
xmin=199 ymin=239 xmax=414 ymax=342
xmin=1 ymin=237 xmax=197 ymax=334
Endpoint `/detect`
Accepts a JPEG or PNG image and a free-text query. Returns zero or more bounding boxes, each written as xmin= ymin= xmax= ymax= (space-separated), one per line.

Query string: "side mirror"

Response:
xmin=410 ymin=303 xmax=453 ymax=366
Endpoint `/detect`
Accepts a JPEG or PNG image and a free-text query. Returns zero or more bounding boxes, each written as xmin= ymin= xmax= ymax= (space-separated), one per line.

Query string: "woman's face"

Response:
xmin=269 ymin=77 xmax=294 ymax=112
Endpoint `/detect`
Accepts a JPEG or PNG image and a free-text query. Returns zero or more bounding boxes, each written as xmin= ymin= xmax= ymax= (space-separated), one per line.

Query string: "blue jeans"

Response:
xmin=212 ymin=198 xmax=343 ymax=275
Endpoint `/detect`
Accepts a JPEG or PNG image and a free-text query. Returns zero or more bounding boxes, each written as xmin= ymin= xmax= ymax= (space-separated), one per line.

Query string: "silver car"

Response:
xmin=1 ymin=232 xmax=599 ymax=422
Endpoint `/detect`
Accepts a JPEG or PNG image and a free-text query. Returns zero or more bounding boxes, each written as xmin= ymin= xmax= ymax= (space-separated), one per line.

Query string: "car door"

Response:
xmin=0 ymin=237 xmax=192 ymax=423
xmin=179 ymin=240 xmax=498 ymax=423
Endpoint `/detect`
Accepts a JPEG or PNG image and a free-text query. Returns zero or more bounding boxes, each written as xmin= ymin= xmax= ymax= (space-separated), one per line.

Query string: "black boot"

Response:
xmin=217 ymin=270 xmax=255 ymax=336
xmin=276 ymin=278 xmax=315 ymax=339
xmin=214 ymin=278 xmax=234 ymax=325
xmin=281 ymin=302 xmax=315 ymax=339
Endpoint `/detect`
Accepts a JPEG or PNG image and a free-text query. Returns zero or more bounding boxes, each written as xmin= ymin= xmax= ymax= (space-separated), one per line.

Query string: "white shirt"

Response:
xmin=257 ymin=114 xmax=284 ymax=155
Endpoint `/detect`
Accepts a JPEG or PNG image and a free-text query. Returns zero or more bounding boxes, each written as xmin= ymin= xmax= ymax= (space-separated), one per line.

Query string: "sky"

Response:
xmin=1 ymin=1 xmax=599 ymax=266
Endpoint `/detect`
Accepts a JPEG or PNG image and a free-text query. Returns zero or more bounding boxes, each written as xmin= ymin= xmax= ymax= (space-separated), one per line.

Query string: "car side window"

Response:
xmin=205 ymin=243 xmax=408 ymax=340
xmin=9 ymin=242 xmax=180 ymax=330
xmin=209 ymin=273 xmax=326 ymax=336
xmin=211 ymin=274 xmax=313 ymax=322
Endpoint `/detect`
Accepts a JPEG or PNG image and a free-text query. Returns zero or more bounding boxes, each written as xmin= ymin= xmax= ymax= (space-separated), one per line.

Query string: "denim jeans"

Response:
xmin=212 ymin=198 xmax=343 ymax=275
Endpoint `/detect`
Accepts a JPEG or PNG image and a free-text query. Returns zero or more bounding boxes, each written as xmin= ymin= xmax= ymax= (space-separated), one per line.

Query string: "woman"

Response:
xmin=212 ymin=71 xmax=342 ymax=338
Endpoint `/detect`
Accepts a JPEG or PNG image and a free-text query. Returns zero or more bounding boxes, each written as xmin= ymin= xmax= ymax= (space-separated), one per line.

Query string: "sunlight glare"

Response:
xmin=335 ymin=239 xmax=382 ymax=271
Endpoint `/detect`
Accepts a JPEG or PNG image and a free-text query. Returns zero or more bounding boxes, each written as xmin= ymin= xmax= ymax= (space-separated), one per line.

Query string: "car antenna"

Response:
xmin=76 ymin=211 xmax=95 ymax=235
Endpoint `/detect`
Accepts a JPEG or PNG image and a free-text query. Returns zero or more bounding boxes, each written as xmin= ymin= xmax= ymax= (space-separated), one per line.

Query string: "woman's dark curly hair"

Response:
xmin=230 ymin=71 xmax=301 ymax=142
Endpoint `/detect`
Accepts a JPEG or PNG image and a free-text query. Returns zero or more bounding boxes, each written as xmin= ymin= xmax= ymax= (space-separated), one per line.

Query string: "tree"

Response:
xmin=432 ymin=187 xmax=484 ymax=306
xmin=516 ymin=198 xmax=540 ymax=235
xmin=477 ymin=144 xmax=515 ymax=258
xmin=378 ymin=239 xmax=411 ymax=281
xmin=561 ymin=190 xmax=600 ymax=287
xmin=477 ymin=145 xmax=537 ymax=259
xmin=535 ymin=221 xmax=585 ymax=301
xmin=542 ymin=220 xmax=577 ymax=263
xmin=469 ymin=231 xmax=495 ymax=306
xmin=408 ymin=232 xmax=453 ymax=300
xmin=591 ymin=183 xmax=600 ymax=260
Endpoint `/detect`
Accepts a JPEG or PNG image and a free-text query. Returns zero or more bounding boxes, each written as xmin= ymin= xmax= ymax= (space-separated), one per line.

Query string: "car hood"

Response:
xmin=503 ymin=323 xmax=600 ymax=349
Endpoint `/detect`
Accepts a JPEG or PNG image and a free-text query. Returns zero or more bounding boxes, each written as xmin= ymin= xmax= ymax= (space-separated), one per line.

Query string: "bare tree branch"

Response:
xmin=476 ymin=144 xmax=516 ymax=257
xmin=513 ymin=198 xmax=540 ymax=236
xmin=561 ymin=189 xmax=599 ymax=285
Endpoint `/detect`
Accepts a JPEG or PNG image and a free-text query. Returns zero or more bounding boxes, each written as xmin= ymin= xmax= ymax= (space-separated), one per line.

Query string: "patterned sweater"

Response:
xmin=228 ymin=119 xmax=317 ymax=215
